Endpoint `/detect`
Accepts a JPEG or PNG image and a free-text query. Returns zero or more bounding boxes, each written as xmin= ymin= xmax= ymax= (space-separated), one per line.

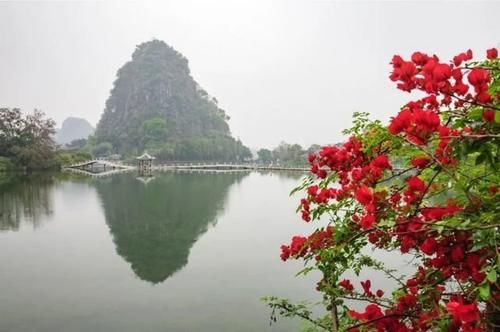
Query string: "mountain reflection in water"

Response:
xmin=95 ymin=171 xmax=247 ymax=283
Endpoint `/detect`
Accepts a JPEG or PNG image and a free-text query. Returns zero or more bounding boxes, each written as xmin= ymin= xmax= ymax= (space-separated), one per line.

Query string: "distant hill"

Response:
xmin=56 ymin=117 xmax=94 ymax=145
xmin=95 ymin=39 xmax=250 ymax=161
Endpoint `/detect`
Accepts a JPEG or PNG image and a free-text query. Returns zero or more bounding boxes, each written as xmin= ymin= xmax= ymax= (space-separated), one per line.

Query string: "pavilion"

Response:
xmin=136 ymin=152 xmax=155 ymax=172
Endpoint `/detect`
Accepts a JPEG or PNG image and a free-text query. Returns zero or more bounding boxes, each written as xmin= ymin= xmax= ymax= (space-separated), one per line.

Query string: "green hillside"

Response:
xmin=95 ymin=40 xmax=250 ymax=161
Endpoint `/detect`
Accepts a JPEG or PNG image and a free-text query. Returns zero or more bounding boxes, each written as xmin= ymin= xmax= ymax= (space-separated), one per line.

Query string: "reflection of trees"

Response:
xmin=95 ymin=171 xmax=246 ymax=284
xmin=0 ymin=173 xmax=55 ymax=231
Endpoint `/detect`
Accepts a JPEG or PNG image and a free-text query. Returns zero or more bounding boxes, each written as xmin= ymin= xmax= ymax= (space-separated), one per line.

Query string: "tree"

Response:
xmin=272 ymin=142 xmax=307 ymax=166
xmin=0 ymin=108 xmax=24 ymax=155
xmin=268 ymin=48 xmax=499 ymax=331
xmin=257 ymin=148 xmax=273 ymax=164
xmin=66 ymin=138 xmax=87 ymax=149
xmin=92 ymin=142 xmax=113 ymax=157
xmin=0 ymin=108 xmax=57 ymax=170
xmin=140 ymin=117 xmax=168 ymax=148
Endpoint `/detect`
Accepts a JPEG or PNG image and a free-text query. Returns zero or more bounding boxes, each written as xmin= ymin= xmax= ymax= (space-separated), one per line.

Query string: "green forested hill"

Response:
xmin=95 ymin=39 xmax=250 ymax=161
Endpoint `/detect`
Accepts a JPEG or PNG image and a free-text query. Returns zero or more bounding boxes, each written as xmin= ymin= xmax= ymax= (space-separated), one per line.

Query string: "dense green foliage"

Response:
xmin=0 ymin=156 xmax=14 ymax=172
xmin=257 ymin=148 xmax=273 ymax=163
xmin=95 ymin=39 xmax=251 ymax=161
xmin=55 ymin=151 xmax=92 ymax=166
xmin=0 ymin=108 xmax=58 ymax=170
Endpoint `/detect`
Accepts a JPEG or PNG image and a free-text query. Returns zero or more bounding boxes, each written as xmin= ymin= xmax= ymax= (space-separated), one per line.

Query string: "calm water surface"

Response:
xmin=0 ymin=171 xmax=326 ymax=332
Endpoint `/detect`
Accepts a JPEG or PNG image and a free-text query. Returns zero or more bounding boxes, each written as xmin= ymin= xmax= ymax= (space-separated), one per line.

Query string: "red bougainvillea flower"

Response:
xmin=450 ymin=245 xmax=465 ymax=263
xmin=388 ymin=109 xmax=412 ymax=135
xmin=486 ymin=47 xmax=498 ymax=59
xmin=411 ymin=51 xmax=428 ymax=66
xmin=360 ymin=214 xmax=376 ymax=229
xmin=420 ymin=238 xmax=438 ymax=255
xmin=371 ymin=154 xmax=392 ymax=169
xmin=432 ymin=63 xmax=452 ymax=82
xmin=446 ymin=301 xmax=480 ymax=323
xmin=360 ymin=280 xmax=373 ymax=297
xmin=468 ymin=69 xmax=490 ymax=91
xmin=355 ymin=185 xmax=374 ymax=206
xmin=483 ymin=109 xmax=495 ymax=122
xmin=307 ymin=185 xmax=319 ymax=196
xmin=421 ymin=204 xmax=463 ymax=221
xmin=280 ymin=245 xmax=290 ymax=261
xmin=407 ymin=176 xmax=426 ymax=192
xmin=453 ymin=49 xmax=473 ymax=66
xmin=348 ymin=304 xmax=383 ymax=321
xmin=389 ymin=107 xmax=441 ymax=145
xmin=280 ymin=236 xmax=309 ymax=261
xmin=411 ymin=156 xmax=431 ymax=169
xmin=339 ymin=279 xmax=354 ymax=292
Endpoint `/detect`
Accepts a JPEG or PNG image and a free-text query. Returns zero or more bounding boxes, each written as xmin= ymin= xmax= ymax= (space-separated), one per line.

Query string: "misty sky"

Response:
xmin=0 ymin=1 xmax=499 ymax=149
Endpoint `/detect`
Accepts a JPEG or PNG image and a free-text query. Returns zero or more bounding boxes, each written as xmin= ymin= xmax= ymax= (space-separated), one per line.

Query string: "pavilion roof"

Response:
xmin=136 ymin=152 xmax=156 ymax=160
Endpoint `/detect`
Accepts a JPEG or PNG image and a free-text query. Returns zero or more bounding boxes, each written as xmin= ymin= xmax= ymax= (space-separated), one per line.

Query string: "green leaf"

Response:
xmin=295 ymin=266 xmax=314 ymax=277
xmin=479 ymin=282 xmax=491 ymax=300
xmin=468 ymin=108 xmax=482 ymax=121
xmin=495 ymin=110 xmax=500 ymax=124
xmin=378 ymin=218 xmax=395 ymax=227
xmin=487 ymin=270 xmax=497 ymax=283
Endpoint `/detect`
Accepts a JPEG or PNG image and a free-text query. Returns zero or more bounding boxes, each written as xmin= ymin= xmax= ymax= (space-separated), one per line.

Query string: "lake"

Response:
xmin=0 ymin=171 xmax=324 ymax=332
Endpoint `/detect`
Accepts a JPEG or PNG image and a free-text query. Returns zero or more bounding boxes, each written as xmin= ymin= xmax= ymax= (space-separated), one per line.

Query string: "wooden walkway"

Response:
xmin=64 ymin=160 xmax=309 ymax=176
xmin=152 ymin=163 xmax=308 ymax=172
xmin=65 ymin=159 xmax=134 ymax=170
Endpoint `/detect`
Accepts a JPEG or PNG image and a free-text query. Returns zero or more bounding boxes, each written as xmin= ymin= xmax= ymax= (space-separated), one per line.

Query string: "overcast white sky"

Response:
xmin=0 ymin=1 xmax=498 ymax=148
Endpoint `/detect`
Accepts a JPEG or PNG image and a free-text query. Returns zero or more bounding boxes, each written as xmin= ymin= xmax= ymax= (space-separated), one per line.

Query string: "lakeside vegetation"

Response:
xmin=0 ymin=108 xmax=91 ymax=173
xmin=0 ymin=108 xmax=57 ymax=171
xmin=256 ymin=142 xmax=322 ymax=167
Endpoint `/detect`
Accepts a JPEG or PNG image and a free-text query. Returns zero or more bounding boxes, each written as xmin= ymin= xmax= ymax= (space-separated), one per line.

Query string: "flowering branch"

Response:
xmin=271 ymin=47 xmax=499 ymax=332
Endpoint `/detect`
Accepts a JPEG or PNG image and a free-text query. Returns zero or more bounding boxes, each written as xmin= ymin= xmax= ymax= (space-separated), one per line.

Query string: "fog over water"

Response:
xmin=0 ymin=1 xmax=498 ymax=148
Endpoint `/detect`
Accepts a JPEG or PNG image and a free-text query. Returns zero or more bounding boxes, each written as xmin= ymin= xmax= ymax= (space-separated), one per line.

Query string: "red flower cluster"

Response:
xmin=446 ymin=300 xmax=480 ymax=323
xmin=467 ymin=68 xmax=492 ymax=104
xmin=420 ymin=203 xmax=462 ymax=221
xmin=446 ymin=299 xmax=482 ymax=332
xmin=389 ymin=108 xmax=441 ymax=145
xmin=348 ymin=304 xmax=409 ymax=331
xmin=280 ymin=235 xmax=307 ymax=261
xmin=280 ymin=226 xmax=334 ymax=261
xmin=304 ymin=138 xmax=392 ymax=231
xmin=402 ymin=176 xmax=426 ymax=204
xmin=390 ymin=49 xmax=495 ymax=106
